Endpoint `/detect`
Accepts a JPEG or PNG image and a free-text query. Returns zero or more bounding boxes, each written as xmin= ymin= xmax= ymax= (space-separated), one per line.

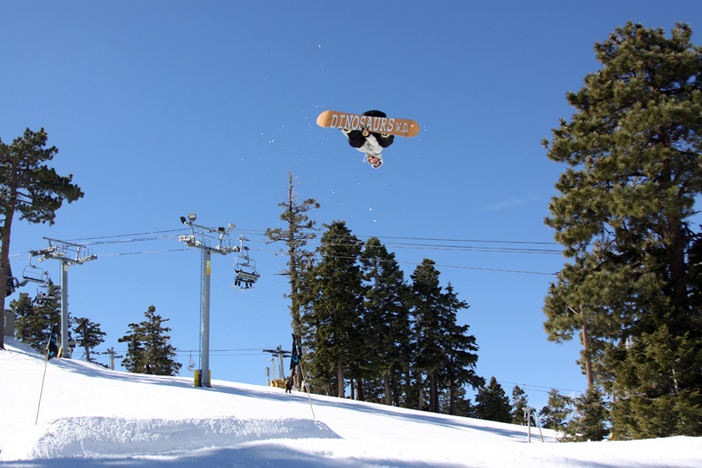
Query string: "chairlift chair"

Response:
xmin=34 ymin=273 xmax=55 ymax=304
xmin=187 ymin=352 xmax=196 ymax=372
xmin=35 ymin=287 xmax=55 ymax=304
xmin=232 ymin=256 xmax=260 ymax=291
xmin=22 ymin=262 xmax=45 ymax=284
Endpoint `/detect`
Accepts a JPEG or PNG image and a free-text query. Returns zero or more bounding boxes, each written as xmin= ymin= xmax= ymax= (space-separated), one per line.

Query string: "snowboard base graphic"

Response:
xmin=316 ymin=110 xmax=420 ymax=138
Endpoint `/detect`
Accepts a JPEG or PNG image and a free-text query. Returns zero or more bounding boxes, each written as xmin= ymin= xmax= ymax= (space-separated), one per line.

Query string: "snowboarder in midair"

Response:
xmin=342 ymin=110 xmax=394 ymax=169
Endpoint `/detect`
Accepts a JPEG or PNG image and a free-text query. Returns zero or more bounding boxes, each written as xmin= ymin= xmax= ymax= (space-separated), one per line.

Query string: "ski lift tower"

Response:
xmin=31 ymin=238 xmax=97 ymax=357
xmin=263 ymin=345 xmax=291 ymax=382
xmin=178 ymin=214 xmax=238 ymax=388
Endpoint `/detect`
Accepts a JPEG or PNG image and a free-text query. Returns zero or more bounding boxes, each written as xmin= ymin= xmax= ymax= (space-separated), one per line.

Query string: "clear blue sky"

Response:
xmin=2 ymin=1 xmax=701 ymax=410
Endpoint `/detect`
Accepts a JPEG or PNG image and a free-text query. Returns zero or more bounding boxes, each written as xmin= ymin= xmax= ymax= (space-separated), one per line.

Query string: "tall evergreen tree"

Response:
xmin=264 ymin=172 xmax=320 ymax=338
xmin=562 ymin=387 xmax=610 ymax=442
xmin=409 ymin=259 xmax=446 ymax=412
xmin=119 ymin=322 xmax=147 ymax=373
xmin=299 ymin=221 xmax=364 ymax=397
xmin=539 ymin=388 xmax=574 ymax=432
xmin=511 ymin=385 xmax=530 ymax=425
xmin=441 ymin=385 xmax=477 ymax=418
xmin=360 ymin=237 xmax=411 ymax=404
xmin=265 ymin=172 xmax=320 ymax=389
xmin=0 ymin=128 xmax=83 ymax=349
xmin=440 ymin=283 xmax=483 ymax=415
xmin=73 ymin=317 xmax=106 ymax=365
xmin=10 ymin=292 xmax=35 ymax=344
xmin=475 ymin=376 xmax=512 ymax=423
xmin=118 ymin=306 xmax=181 ymax=376
xmin=407 ymin=261 xmax=482 ymax=413
xmin=611 ymin=324 xmax=702 ymax=438
xmin=542 ymin=22 xmax=702 ymax=438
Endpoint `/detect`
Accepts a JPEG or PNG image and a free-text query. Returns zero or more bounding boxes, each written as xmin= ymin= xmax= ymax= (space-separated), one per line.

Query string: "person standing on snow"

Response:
xmin=341 ymin=110 xmax=394 ymax=169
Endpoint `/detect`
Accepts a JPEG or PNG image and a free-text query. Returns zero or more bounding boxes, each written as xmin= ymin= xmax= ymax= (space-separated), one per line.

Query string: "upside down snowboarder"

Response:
xmin=341 ymin=110 xmax=395 ymax=169
xmin=316 ymin=108 xmax=419 ymax=168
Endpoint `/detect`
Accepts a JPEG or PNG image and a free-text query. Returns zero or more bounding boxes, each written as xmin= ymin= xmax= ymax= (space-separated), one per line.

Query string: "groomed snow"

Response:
xmin=1 ymin=338 xmax=700 ymax=467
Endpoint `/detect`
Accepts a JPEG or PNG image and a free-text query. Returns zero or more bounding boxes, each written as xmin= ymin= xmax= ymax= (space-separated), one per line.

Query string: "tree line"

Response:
xmin=300 ymin=221 xmax=483 ymax=411
xmin=266 ymin=174 xmax=485 ymax=414
xmin=264 ymin=174 xmax=618 ymax=435
xmin=9 ymin=281 xmax=180 ymax=375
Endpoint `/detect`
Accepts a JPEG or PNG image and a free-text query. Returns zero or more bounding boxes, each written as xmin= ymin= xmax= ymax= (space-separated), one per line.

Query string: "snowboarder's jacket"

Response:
xmin=345 ymin=110 xmax=395 ymax=158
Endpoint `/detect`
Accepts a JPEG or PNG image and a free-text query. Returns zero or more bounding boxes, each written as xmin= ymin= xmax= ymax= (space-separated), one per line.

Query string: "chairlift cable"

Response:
xmin=66 ymin=229 xmax=187 ymax=242
xmin=13 ymin=227 xmax=564 ymax=277
xmin=97 ymin=248 xmax=190 ymax=257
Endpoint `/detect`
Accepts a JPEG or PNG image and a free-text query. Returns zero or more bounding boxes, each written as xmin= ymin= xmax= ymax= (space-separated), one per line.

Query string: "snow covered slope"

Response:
xmin=1 ymin=338 xmax=700 ymax=467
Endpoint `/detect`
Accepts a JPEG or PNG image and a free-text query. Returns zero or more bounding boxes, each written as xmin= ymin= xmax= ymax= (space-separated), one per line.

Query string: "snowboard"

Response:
xmin=316 ymin=110 xmax=420 ymax=138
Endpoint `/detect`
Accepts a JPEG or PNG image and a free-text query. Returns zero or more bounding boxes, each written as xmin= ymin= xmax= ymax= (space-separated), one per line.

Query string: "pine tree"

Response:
xmin=10 ymin=292 xmax=35 ymax=344
xmin=543 ymin=22 xmax=702 ymax=437
xmin=118 ymin=306 xmax=181 ymax=376
xmin=264 ymin=171 xmax=320 ymax=340
xmin=475 ymin=376 xmax=512 ymax=423
xmin=443 ymin=385 xmax=477 ymax=418
xmin=360 ymin=237 xmax=411 ymax=404
xmin=610 ymin=324 xmax=702 ymax=439
xmin=265 ymin=173 xmax=319 ymax=389
xmin=539 ymin=389 xmax=574 ymax=432
xmin=73 ymin=317 xmax=106 ymax=365
xmin=409 ymin=259 xmax=446 ymax=412
xmin=440 ymin=283 xmax=483 ymax=415
xmin=511 ymin=385 xmax=530 ymax=425
xmin=299 ymin=221 xmax=364 ymax=397
xmin=0 ymin=128 xmax=83 ymax=349
xmin=406 ymin=261 xmax=482 ymax=413
xmin=119 ymin=321 xmax=147 ymax=373
xmin=562 ymin=387 xmax=610 ymax=442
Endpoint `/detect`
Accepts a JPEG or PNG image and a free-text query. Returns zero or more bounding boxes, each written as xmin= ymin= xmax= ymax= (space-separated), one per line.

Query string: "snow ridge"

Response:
xmin=2 ymin=416 xmax=339 ymax=460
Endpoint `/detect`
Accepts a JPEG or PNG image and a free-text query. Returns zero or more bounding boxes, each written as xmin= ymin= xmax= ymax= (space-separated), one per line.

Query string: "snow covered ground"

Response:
xmin=1 ymin=338 xmax=700 ymax=467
